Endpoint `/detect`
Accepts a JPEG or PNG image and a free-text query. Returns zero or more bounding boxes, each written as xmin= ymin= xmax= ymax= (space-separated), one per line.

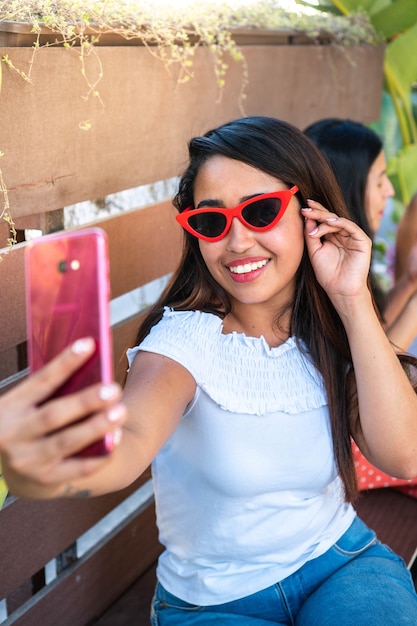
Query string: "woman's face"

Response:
xmin=364 ymin=150 xmax=394 ymax=234
xmin=193 ymin=155 xmax=304 ymax=312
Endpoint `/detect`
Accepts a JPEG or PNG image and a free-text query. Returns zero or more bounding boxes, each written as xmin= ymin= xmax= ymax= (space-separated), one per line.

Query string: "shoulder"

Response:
xmin=126 ymin=308 xmax=222 ymax=377
xmin=137 ymin=308 xmax=222 ymax=350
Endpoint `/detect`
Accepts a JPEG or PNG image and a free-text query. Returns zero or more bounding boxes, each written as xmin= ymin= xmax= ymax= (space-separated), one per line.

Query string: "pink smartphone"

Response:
xmin=25 ymin=227 xmax=115 ymax=457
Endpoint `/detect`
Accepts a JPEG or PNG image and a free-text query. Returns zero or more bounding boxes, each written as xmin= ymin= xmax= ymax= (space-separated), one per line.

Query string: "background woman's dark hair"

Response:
xmin=304 ymin=118 xmax=385 ymax=312
xmin=304 ymin=118 xmax=382 ymax=238
xmin=133 ymin=116 xmax=415 ymax=503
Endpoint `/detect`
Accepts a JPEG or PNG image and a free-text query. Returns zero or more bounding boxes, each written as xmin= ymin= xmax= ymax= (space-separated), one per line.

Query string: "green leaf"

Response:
xmin=0 ymin=460 xmax=7 ymax=509
xmin=370 ymin=91 xmax=403 ymax=161
xmin=387 ymin=143 xmax=417 ymax=204
xmin=371 ymin=0 xmax=417 ymax=40
xmin=330 ymin=0 xmax=376 ymax=14
xmin=384 ymin=22 xmax=417 ymax=142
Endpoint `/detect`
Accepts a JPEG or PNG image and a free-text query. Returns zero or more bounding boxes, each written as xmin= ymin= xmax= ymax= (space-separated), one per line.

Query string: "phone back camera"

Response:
xmin=58 ymin=260 xmax=68 ymax=273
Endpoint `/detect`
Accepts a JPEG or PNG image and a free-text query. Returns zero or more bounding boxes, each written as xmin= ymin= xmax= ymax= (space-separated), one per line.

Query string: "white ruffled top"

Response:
xmin=126 ymin=307 xmax=355 ymax=605
xmin=127 ymin=307 xmax=327 ymax=416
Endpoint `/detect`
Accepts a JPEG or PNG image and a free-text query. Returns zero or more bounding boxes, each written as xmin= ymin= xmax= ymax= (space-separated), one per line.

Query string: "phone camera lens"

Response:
xmin=58 ymin=260 xmax=68 ymax=273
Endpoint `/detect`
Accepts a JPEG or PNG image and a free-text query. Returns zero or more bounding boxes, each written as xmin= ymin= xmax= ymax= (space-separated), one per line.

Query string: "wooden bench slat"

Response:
xmin=91 ymin=563 xmax=157 ymax=625
xmin=5 ymin=502 xmax=162 ymax=626
xmin=0 ymin=200 xmax=182 ymax=355
xmin=0 ymin=243 xmax=26 ymax=352
xmin=101 ymin=200 xmax=182 ymax=300
xmin=0 ymin=472 xmax=151 ymax=597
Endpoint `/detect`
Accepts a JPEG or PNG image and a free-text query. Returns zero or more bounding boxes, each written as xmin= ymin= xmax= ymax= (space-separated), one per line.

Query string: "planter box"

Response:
xmin=0 ymin=23 xmax=385 ymax=221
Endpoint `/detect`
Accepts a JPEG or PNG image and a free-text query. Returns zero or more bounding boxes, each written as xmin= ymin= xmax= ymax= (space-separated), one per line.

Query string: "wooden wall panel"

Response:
xmin=0 ymin=43 xmax=384 ymax=219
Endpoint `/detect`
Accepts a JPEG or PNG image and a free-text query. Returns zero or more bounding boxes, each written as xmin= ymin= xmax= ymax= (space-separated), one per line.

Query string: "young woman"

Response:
xmin=1 ymin=117 xmax=417 ymax=625
xmin=305 ymin=117 xmax=417 ymax=352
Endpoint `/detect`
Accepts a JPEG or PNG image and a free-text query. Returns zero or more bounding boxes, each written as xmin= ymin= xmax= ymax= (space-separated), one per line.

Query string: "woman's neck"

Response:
xmin=222 ymin=304 xmax=291 ymax=348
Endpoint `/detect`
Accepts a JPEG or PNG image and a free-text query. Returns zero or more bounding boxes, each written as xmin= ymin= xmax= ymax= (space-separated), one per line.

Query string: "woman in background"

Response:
xmin=305 ymin=117 xmax=417 ymax=352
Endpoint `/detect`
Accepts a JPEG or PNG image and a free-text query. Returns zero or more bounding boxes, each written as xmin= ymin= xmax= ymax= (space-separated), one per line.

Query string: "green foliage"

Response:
xmin=300 ymin=0 xmax=417 ymax=206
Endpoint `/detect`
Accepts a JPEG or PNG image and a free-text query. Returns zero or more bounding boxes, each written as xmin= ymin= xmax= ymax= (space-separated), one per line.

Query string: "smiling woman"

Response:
xmin=2 ymin=116 xmax=416 ymax=624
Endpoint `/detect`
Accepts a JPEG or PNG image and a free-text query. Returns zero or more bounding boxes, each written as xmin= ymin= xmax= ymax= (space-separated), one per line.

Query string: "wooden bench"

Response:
xmin=0 ymin=201 xmax=179 ymax=625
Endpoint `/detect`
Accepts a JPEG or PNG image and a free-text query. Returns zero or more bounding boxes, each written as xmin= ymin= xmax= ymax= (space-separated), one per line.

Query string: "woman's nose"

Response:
xmin=385 ymin=176 xmax=395 ymax=198
xmin=225 ymin=216 xmax=255 ymax=252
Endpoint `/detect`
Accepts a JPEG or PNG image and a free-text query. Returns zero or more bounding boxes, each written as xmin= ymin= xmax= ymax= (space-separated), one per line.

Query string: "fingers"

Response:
xmin=3 ymin=338 xmax=97 ymax=410
xmin=23 ymin=381 xmax=125 ymax=440
xmin=28 ymin=401 xmax=125 ymax=470
xmin=301 ymin=199 xmax=370 ymax=242
xmin=302 ymin=200 xmax=341 ymax=236
xmin=0 ymin=378 xmax=126 ymax=453
xmin=0 ymin=336 xmax=127 ymax=470
xmin=0 ymin=388 xmax=127 ymax=490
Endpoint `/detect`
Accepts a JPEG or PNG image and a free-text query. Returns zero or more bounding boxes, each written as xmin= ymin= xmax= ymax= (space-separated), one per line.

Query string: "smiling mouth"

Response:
xmin=228 ymin=259 xmax=269 ymax=275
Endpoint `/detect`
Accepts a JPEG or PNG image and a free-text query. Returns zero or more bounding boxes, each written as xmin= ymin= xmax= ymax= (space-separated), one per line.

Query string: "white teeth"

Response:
xmin=229 ymin=259 xmax=268 ymax=274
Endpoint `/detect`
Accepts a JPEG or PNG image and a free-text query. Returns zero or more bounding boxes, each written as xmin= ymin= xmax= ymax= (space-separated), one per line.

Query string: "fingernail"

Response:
xmin=326 ymin=217 xmax=338 ymax=222
xmin=72 ymin=338 xmax=95 ymax=354
xmin=104 ymin=428 xmax=123 ymax=450
xmin=112 ymin=428 xmax=123 ymax=446
xmin=309 ymin=227 xmax=319 ymax=235
xmin=301 ymin=207 xmax=312 ymax=212
xmin=99 ymin=384 xmax=119 ymax=401
xmin=107 ymin=404 xmax=125 ymax=422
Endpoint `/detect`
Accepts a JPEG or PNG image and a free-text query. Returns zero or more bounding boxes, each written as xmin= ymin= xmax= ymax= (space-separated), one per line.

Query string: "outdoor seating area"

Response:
xmin=0 ymin=19 xmax=416 ymax=625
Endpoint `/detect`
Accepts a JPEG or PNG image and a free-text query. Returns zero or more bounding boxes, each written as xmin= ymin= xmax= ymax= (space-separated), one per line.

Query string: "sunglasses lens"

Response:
xmin=187 ymin=212 xmax=227 ymax=239
xmin=243 ymin=197 xmax=282 ymax=228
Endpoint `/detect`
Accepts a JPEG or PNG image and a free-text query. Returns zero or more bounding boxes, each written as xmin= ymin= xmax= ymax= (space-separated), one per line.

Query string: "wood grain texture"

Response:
xmin=0 ymin=44 xmax=384 ymax=219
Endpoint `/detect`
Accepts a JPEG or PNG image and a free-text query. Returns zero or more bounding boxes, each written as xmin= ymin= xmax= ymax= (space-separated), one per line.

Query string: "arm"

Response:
xmin=395 ymin=191 xmax=417 ymax=281
xmin=379 ymin=224 xmax=417 ymax=349
xmin=380 ymin=267 xmax=417 ymax=329
xmin=384 ymin=290 xmax=417 ymax=352
xmin=303 ymin=201 xmax=417 ymax=479
xmin=0 ymin=339 xmax=196 ymax=500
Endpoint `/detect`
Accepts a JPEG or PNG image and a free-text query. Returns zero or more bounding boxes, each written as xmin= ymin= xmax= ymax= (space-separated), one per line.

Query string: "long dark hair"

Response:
xmin=134 ymin=116 xmax=403 ymax=502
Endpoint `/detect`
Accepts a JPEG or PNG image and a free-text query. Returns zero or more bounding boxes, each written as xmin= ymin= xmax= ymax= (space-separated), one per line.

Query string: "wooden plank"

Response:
xmin=100 ymin=200 xmax=182 ymax=299
xmin=0 ymin=345 xmax=20 ymax=380
xmin=6 ymin=503 xmax=162 ymax=626
xmin=0 ymin=472 xmax=151 ymax=597
xmin=0 ymin=200 xmax=182 ymax=354
xmin=91 ymin=563 xmax=157 ymax=625
xmin=0 ymin=44 xmax=384 ymax=218
xmin=0 ymin=242 xmax=26 ymax=353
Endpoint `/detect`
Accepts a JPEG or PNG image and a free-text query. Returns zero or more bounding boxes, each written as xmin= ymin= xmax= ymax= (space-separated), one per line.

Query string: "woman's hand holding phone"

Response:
xmin=0 ymin=339 xmax=126 ymax=500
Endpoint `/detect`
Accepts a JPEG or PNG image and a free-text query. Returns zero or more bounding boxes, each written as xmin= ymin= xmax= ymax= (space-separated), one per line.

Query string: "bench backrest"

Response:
xmin=0 ymin=202 xmax=181 ymax=624
xmin=0 ymin=36 xmax=384 ymax=623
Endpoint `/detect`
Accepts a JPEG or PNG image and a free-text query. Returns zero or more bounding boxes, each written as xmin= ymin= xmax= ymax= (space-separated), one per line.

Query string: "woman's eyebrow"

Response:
xmin=196 ymin=192 xmax=265 ymax=209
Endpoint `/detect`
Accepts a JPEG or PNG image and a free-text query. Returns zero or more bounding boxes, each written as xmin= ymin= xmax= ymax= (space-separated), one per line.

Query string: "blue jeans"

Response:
xmin=150 ymin=517 xmax=417 ymax=625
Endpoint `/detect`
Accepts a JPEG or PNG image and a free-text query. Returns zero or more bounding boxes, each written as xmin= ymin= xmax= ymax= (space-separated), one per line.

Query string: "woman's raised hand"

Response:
xmin=0 ymin=338 xmax=126 ymax=499
xmin=302 ymin=199 xmax=373 ymax=315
